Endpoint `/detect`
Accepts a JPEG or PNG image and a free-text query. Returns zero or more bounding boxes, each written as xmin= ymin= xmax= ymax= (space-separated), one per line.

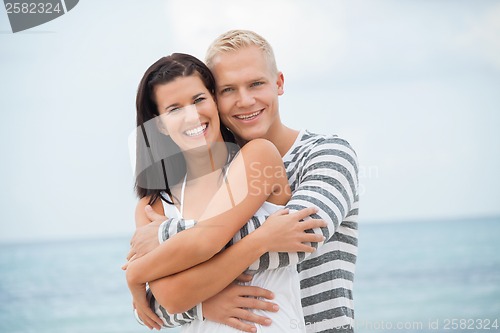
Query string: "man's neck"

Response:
xmin=237 ymin=125 xmax=300 ymax=157
xmin=269 ymin=125 xmax=300 ymax=157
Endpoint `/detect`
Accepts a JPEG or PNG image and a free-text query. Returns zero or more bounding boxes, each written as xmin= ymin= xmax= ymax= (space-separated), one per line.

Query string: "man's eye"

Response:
xmin=220 ymin=87 xmax=233 ymax=94
xmin=251 ymin=81 xmax=264 ymax=87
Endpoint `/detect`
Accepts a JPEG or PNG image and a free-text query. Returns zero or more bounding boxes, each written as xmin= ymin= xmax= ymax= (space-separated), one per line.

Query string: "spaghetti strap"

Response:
xmin=180 ymin=173 xmax=187 ymax=216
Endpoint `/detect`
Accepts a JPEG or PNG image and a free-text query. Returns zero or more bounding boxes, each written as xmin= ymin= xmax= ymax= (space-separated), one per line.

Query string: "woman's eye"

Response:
xmin=168 ymin=107 xmax=180 ymax=113
xmin=194 ymin=97 xmax=205 ymax=104
xmin=220 ymin=87 xmax=233 ymax=94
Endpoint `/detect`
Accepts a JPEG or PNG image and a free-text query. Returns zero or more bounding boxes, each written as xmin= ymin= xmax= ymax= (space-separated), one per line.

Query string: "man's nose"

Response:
xmin=236 ymin=89 xmax=255 ymax=108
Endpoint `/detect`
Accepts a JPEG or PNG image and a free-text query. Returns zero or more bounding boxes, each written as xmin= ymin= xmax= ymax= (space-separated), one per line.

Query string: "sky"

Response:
xmin=0 ymin=0 xmax=499 ymax=242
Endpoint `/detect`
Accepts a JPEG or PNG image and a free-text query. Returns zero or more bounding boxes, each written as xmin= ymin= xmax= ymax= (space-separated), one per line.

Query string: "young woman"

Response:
xmin=126 ymin=54 xmax=325 ymax=332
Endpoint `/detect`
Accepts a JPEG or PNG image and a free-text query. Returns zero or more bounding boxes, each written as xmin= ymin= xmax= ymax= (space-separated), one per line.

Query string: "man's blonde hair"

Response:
xmin=205 ymin=29 xmax=278 ymax=74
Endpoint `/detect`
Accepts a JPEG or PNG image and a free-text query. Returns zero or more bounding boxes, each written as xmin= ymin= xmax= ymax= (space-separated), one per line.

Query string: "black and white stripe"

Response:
xmin=152 ymin=130 xmax=359 ymax=332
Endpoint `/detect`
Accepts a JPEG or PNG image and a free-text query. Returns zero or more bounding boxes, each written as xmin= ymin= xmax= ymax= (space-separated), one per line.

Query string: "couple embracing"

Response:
xmin=124 ymin=29 xmax=359 ymax=333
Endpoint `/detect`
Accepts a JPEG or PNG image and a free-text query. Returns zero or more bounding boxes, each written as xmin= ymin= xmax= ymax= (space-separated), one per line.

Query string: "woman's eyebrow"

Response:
xmin=164 ymin=103 xmax=180 ymax=110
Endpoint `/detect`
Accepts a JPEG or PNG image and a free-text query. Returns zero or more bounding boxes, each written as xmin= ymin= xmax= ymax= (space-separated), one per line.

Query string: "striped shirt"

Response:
xmin=153 ymin=130 xmax=359 ymax=333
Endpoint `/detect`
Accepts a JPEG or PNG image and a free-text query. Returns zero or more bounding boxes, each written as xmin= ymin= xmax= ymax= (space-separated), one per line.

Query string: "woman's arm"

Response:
xmin=149 ymin=208 xmax=326 ymax=313
xmin=127 ymin=197 xmax=166 ymax=330
xmin=135 ymin=196 xmax=165 ymax=227
xmin=126 ymin=139 xmax=290 ymax=285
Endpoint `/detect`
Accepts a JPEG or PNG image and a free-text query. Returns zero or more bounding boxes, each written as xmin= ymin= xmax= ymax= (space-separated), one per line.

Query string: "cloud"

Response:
xmin=454 ymin=3 xmax=500 ymax=70
xmin=165 ymin=0 xmax=348 ymax=78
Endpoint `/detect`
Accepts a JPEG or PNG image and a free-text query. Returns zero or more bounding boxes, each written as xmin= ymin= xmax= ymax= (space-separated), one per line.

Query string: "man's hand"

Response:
xmin=255 ymin=207 xmax=327 ymax=253
xmin=202 ymin=278 xmax=279 ymax=333
xmin=123 ymin=205 xmax=167 ymax=270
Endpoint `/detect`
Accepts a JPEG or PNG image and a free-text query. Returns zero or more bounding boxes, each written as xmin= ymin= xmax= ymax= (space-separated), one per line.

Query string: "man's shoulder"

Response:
xmin=298 ymin=130 xmax=356 ymax=153
xmin=284 ymin=130 xmax=357 ymax=172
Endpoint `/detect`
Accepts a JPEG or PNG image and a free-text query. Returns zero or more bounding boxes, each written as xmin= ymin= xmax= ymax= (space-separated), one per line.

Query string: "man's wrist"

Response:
xmin=157 ymin=219 xmax=169 ymax=243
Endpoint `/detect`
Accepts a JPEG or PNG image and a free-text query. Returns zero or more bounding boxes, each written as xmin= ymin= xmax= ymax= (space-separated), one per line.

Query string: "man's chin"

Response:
xmin=238 ymin=134 xmax=262 ymax=144
xmin=226 ymin=123 xmax=268 ymax=144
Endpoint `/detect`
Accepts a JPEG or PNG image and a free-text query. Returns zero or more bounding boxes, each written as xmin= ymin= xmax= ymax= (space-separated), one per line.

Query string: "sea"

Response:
xmin=1 ymin=216 xmax=499 ymax=333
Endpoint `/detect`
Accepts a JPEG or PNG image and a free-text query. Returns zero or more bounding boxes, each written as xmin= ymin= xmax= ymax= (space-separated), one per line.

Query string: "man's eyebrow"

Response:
xmin=217 ymin=77 xmax=267 ymax=88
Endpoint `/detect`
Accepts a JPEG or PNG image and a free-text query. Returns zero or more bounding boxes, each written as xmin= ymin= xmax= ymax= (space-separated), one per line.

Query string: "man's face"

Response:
xmin=210 ymin=46 xmax=284 ymax=142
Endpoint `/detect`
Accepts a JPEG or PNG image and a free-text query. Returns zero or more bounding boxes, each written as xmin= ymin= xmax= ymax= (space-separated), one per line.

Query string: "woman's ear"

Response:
xmin=155 ymin=116 xmax=169 ymax=135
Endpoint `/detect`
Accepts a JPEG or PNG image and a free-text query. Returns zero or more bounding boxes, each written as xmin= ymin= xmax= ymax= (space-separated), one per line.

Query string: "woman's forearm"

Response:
xmin=149 ymin=230 xmax=269 ymax=314
xmin=126 ymin=226 xmax=215 ymax=285
xmin=127 ymin=202 xmax=270 ymax=285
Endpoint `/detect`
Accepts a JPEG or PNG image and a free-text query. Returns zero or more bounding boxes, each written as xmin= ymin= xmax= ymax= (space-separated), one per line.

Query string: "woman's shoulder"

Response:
xmin=227 ymin=138 xmax=285 ymax=183
xmin=239 ymin=138 xmax=279 ymax=159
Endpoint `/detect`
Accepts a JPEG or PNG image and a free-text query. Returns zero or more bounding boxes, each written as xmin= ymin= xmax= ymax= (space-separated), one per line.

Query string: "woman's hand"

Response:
xmin=122 ymin=206 xmax=167 ymax=270
xmin=254 ymin=207 xmax=327 ymax=253
xmin=127 ymin=281 xmax=163 ymax=330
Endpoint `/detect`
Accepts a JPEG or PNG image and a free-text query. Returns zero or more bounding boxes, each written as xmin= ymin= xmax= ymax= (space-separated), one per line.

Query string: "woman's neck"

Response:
xmin=183 ymin=142 xmax=229 ymax=180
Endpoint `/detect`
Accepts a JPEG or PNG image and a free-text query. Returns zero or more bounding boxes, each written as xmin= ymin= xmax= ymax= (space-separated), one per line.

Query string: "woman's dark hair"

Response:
xmin=135 ymin=53 xmax=236 ymax=205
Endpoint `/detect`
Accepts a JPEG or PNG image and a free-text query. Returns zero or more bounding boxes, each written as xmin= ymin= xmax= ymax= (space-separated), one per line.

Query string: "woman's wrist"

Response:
xmin=246 ymin=227 xmax=270 ymax=255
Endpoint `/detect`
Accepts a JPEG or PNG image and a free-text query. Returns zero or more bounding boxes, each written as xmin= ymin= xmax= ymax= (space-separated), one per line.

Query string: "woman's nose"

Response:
xmin=183 ymin=104 xmax=201 ymax=122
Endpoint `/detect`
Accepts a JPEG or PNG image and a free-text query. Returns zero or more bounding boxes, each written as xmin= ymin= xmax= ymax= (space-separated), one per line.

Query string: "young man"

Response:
xmin=128 ymin=30 xmax=359 ymax=333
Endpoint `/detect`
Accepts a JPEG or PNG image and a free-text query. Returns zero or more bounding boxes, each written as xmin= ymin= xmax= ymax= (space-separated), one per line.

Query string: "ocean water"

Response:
xmin=355 ymin=216 xmax=500 ymax=332
xmin=0 ymin=217 xmax=499 ymax=333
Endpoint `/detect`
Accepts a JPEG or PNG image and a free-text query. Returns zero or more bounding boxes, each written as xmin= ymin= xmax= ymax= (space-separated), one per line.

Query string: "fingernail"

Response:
xmin=273 ymin=304 xmax=279 ymax=311
xmin=250 ymin=327 xmax=257 ymax=333
xmin=265 ymin=318 xmax=272 ymax=325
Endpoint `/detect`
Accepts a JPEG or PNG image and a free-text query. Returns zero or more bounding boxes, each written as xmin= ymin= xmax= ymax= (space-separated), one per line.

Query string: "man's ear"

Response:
xmin=276 ymin=71 xmax=284 ymax=96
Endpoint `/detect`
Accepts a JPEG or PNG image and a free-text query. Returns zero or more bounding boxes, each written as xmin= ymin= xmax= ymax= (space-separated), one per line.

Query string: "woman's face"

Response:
xmin=154 ymin=74 xmax=222 ymax=152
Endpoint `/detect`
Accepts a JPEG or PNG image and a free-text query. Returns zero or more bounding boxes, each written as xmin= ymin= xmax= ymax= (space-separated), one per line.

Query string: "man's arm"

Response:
xmin=244 ymin=136 xmax=359 ymax=270
xmin=144 ymin=208 xmax=324 ymax=333
xmin=156 ymin=136 xmax=359 ymax=271
xmin=149 ymin=208 xmax=325 ymax=313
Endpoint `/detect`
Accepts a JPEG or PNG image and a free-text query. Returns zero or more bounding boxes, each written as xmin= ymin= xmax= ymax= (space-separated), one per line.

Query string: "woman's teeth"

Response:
xmin=185 ymin=123 xmax=207 ymax=137
xmin=236 ymin=110 xmax=261 ymax=120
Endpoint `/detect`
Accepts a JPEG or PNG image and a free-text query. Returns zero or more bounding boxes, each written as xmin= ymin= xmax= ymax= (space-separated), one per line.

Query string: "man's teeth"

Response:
xmin=236 ymin=111 xmax=261 ymax=120
xmin=185 ymin=124 xmax=207 ymax=136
